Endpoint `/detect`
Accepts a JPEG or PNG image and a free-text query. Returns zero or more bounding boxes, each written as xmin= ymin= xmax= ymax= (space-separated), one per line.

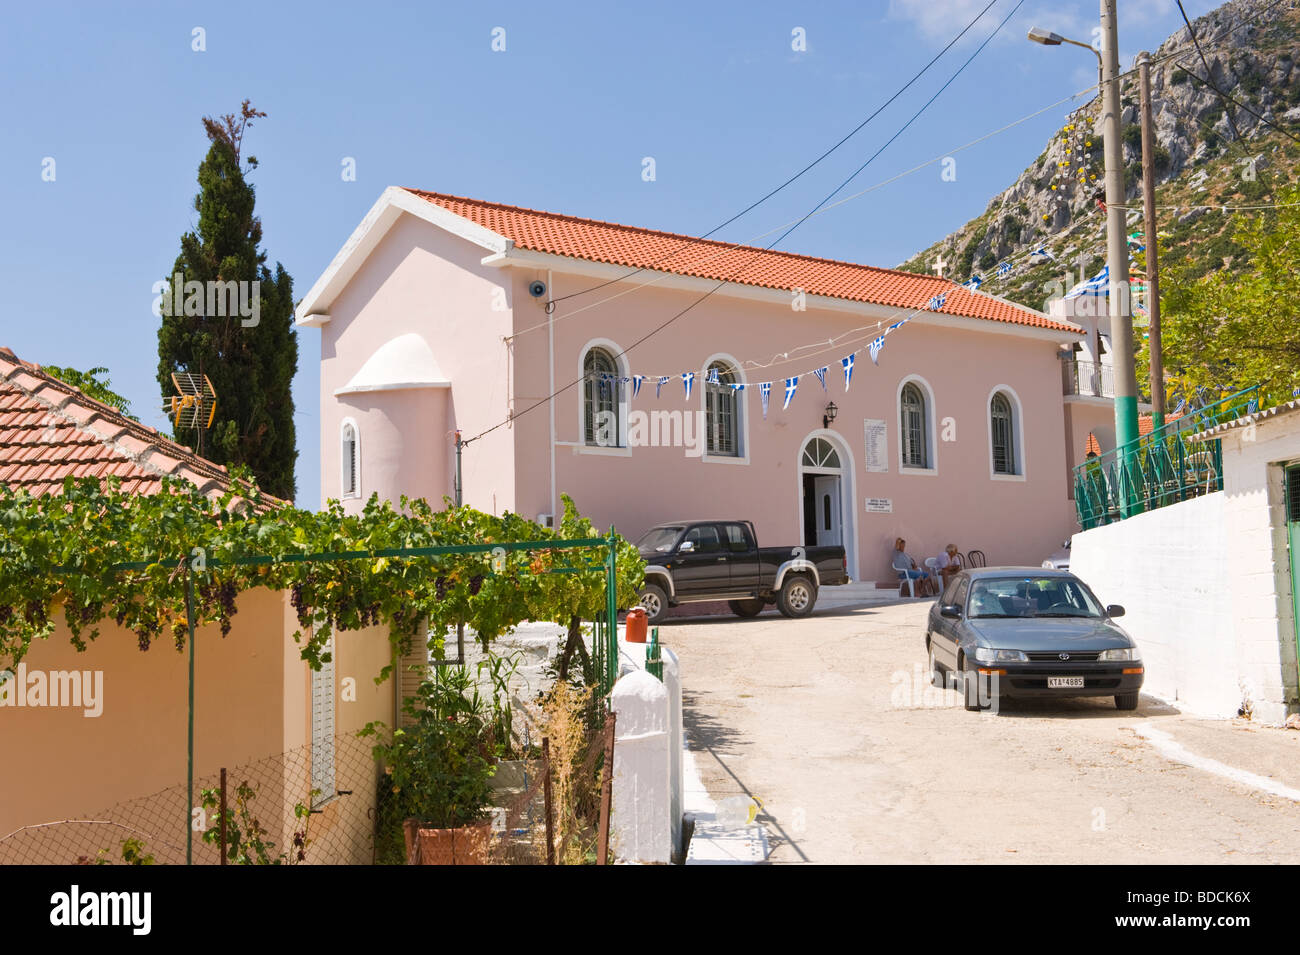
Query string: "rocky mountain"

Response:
xmin=898 ymin=0 xmax=1300 ymax=309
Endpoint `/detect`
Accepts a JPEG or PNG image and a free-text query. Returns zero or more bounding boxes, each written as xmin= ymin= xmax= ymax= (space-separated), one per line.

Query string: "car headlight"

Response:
xmin=975 ymin=647 xmax=1029 ymax=664
xmin=1099 ymin=647 xmax=1135 ymax=661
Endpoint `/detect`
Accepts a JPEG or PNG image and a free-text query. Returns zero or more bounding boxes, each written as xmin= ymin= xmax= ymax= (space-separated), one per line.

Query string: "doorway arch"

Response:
xmin=796 ymin=430 xmax=859 ymax=581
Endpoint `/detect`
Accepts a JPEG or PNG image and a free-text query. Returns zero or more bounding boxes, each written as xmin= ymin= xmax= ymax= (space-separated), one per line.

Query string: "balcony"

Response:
xmin=1061 ymin=359 xmax=1149 ymax=402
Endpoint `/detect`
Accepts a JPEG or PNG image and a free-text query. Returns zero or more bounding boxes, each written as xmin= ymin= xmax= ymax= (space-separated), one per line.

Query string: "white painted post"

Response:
xmin=661 ymin=647 xmax=684 ymax=857
xmin=610 ymin=669 xmax=671 ymax=863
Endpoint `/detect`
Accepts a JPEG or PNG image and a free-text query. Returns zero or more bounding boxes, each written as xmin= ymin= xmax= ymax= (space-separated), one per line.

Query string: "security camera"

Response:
xmin=528 ymin=280 xmax=547 ymax=298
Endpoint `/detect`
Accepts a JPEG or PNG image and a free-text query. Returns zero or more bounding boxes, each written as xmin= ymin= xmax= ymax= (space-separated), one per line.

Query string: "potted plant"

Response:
xmin=363 ymin=666 xmax=498 ymax=865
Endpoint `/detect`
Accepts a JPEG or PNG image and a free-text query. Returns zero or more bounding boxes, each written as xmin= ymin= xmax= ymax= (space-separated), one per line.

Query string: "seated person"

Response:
xmin=891 ymin=538 xmax=936 ymax=596
xmin=934 ymin=544 xmax=961 ymax=589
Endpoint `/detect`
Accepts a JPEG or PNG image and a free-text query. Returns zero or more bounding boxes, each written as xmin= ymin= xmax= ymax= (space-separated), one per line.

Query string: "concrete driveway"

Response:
xmin=665 ymin=600 xmax=1300 ymax=864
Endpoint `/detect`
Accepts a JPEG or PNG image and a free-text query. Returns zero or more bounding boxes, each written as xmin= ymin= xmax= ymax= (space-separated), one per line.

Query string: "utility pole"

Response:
xmin=454 ymin=430 xmax=463 ymax=506
xmin=1099 ymin=0 xmax=1140 ymax=508
xmin=1137 ymin=50 xmax=1165 ymax=428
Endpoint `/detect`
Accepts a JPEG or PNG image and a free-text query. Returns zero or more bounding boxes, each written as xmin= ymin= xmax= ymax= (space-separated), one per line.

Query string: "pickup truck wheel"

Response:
xmin=728 ymin=598 xmax=765 ymax=618
xmin=637 ymin=583 xmax=669 ymax=624
xmin=777 ymin=574 xmax=817 ymax=618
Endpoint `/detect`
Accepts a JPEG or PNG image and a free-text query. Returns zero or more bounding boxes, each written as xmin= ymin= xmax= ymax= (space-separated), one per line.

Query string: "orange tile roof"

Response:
xmin=1084 ymin=413 xmax=1178 ymax=456
xmin=0 ymin=346 xmax=284 ymax=506
xmin=403 ymin=189 xmax=1079 ymax=334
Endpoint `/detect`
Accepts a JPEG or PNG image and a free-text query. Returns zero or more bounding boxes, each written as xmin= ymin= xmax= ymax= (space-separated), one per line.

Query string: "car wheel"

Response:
xmin=728 ymin=598 xmax=765 ymax=618
xmin=1114 ymin=691 xmax=1140 ymax=711
xmin=777 ymin=574 xmax=817 ymax=618
xmin=961 ymin=655 xmax=991 ymax=712
xmin=638 ymin=583 xmax=669 ymax=624
xmin=927 ymin=641 xmax=944 ymax=688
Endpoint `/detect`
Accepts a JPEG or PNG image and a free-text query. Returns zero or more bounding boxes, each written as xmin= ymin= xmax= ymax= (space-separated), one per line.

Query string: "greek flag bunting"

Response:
xmin=727 ymin=382 xmax=746 ymax=392
xmin=632 ymin=375 xmax=643 ymax=398
xmin=841 ymin=354 xmax=855 ymax=391
xmin=656 ymin=375 xmax=670 ymax=398
xmin=927 ymin=292 xmax=947 ymax=311
xmin=708 ymin=366 xmax=720 ymax=385
xmin=759 ymin=382 xmax=772 ymax=418
xmin=682 ymin=371 xmax=695 ymax=401
xmin=783 ymin=376 xmax=798 ymax=411
xmin=964 ymin=275 xmax=982 ymax=290
xmin=868 ymin=334 xmax=886 ymax=365
xmin=996 ymin=261 xmax=1013 ymax=277
xmin=813 ymin=366 xmax=827 ymax=391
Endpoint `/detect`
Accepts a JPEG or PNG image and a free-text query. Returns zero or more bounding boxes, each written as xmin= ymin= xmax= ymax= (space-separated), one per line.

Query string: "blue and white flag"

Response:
xmin=888 ymin=317 xmax=909 ymax=332
xmin=813 ymin=366 xmax=828 ymax=391
xmin=996 ymin=261 xmax=1013 ymax=278
xmin=841 ymin=354 xmax=855 ymax=391
xmin=708 ymin=366 xmax=720 ymax=385
xmin=964 ymin=275 xmax=982 ymax=290
xmin=632 ymin=375 xmax=644 ymax=398
xmin=1065 ymin=264 xmax=1109 ymax=300
xmin=927 ymin=292 xmax=947 ymax=311
xmin=759 ymin=382 xmax=772 ymax=418
xmin=783 ymin=376 xmax=799 ymax=411
xmin=682 ymin=371 xmax=695 ymax=401
xmin=656 ymin=375 xmax=670 ymax=398
xmin=1029 ymin=247 xmax=1056 ymax=264
xmin=868 ymin=334 xmax=887 ymax=365
xmin=727 ymin=382 xmax=746 ymax=392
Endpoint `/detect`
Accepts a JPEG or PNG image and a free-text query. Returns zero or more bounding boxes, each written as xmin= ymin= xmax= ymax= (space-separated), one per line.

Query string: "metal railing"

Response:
xmin=1072 ymin=387 xmax=1259 ymax=529
xmin=1061 ymin=358 xmax=1150 ymax=401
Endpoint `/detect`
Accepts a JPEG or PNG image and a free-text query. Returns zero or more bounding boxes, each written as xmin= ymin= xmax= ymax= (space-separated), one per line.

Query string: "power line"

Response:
xmin=1172 ymin=62 xmax=1300 ymax=147
xmin=465 ymin=0 xmax=1026 ymax=447
xmin=1176 ymin=0 xmax=1244 ymax=143
xmin=543 ymin=0 xmax=1004 ymax=311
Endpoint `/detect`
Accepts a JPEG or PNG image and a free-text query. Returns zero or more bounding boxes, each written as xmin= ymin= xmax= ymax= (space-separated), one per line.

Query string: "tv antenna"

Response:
xmin=165 ymin=372 xmax=217 ymax=432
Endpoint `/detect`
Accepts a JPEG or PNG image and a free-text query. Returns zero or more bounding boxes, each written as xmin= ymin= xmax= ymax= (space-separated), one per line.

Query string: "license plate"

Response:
xmin=1048 ymin=676 xmax=1085 ymax=688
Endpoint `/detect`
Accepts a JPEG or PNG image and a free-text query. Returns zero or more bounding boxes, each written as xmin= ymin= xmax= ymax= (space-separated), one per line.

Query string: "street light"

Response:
xmin=823 ymin=401 xmax=838 ymax=429
xmin=1028 ymin=4 xmax=1139 ymax=517
xmin=1027 ymin=26 xmax=1102 ymax=76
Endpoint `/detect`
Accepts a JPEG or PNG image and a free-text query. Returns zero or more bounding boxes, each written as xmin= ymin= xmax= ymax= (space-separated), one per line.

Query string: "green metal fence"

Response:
xmin=1073 ymin=387 xmax=1259 ymax=529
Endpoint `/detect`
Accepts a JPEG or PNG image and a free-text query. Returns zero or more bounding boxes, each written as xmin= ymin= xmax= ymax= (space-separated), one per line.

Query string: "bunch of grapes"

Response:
xmin=289 ymin=582 xmax=313 ymax=629
xmin=216 ymin=579 xmax=238 ymax=637
xmin=435 ymin=576 xmax=448 ymax=600
xmin=172 ymin=620 xmax=188 ymax=651
xmin=24 ymin=600 xmax=47 ymax=628
xmin=468 ymin=575 xmax=484 ymax=596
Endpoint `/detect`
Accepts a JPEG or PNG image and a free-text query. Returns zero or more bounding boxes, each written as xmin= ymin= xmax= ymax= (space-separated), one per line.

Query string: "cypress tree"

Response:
xmin=156 ymin=100 xmax=297 ymax=500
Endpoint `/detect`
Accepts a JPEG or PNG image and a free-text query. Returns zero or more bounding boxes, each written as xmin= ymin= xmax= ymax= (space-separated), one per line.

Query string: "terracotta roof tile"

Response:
xmin=403 ymin=188 xmax=1080 ymax=334
xmin=0 ymin=347 xmax=287 ymax=506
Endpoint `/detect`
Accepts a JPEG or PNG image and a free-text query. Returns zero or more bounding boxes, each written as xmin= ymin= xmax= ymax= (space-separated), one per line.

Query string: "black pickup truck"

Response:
xmin=634 ymin=520 xmax=849 ymax=623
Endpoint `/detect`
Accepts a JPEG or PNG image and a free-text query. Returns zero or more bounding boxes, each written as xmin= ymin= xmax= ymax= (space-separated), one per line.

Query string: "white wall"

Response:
xmin=1221 ymin=422 xmax=1300 ymax=723
xmin=1070 ymin=492 xmax=1244 ymax=717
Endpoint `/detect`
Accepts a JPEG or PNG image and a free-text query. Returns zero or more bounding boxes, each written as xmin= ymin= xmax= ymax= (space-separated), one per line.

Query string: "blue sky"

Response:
xmin=1 ymin=0 xmax=1218 ymax=507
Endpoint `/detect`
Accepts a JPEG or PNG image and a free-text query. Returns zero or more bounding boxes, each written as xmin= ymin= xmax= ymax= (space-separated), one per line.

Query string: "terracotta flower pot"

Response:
xmin=403 ymin=818 xmax=493 ymax=865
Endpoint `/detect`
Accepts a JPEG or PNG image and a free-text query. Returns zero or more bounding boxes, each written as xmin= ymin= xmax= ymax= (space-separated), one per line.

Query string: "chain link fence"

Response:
xmin=1 ymin=700 xmax=615 ymax=866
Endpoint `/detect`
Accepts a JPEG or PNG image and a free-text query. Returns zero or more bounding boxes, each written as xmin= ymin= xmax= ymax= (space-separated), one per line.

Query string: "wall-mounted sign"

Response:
xmin=865 ymin=497 xmax=893 ymax=513
xmin=864 ymin=419 xmax=888 ymax=473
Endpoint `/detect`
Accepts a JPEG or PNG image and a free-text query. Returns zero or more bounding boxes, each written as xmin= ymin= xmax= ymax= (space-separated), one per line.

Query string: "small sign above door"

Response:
xmin=865 ymin=497 xmax=893 ymax=513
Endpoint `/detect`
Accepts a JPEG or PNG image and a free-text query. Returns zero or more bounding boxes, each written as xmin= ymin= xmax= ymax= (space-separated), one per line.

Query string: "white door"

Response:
xmin=813 ymin=475 xmax=842 ymax=547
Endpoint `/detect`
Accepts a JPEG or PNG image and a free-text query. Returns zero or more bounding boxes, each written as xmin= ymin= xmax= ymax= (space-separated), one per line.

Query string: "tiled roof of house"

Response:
xmin=1084 ymin=413 xmax=1173 ymax=456
xmin=0 ymin=346 xmax=284 ymax=505
xmin=404 ymin=189 xmax=1080 ymax=334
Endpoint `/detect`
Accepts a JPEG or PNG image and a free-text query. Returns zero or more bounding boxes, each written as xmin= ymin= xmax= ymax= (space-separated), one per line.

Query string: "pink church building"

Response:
xmin=296 ymin=187 xmax=1092 ymax=584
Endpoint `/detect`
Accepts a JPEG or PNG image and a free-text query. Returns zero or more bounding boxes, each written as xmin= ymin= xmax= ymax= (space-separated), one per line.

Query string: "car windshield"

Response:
xmin=636 ymin=526 xmax=683 ymax=554
xmin=967 ymin=576 xmax=1104 ymax=619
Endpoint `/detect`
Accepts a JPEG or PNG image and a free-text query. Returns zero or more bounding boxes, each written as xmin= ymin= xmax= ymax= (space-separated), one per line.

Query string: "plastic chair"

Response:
xmin=897 ymin=572 xmax=917 ymax=597
xmin=966 ymin=550 xmax=987 ymax=568
xmin=924 ymin=557 xmax=944 ymax=586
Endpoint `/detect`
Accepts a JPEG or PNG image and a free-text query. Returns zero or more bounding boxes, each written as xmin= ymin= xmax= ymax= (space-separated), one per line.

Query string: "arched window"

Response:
xmin=583 ymin=347 xmax=621 ymax=446
xmin=801 ymin=437 xmax=841 ymax=470
xmin=990 ymin=391 xmax=1017 ymax=474
xmin=340 ymin=420 xmax=359 ymax=498
xmin=705 ymin=361 xmax=741 ymax=456
xmin=900 ymin=383 xmax=929 ymax=469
